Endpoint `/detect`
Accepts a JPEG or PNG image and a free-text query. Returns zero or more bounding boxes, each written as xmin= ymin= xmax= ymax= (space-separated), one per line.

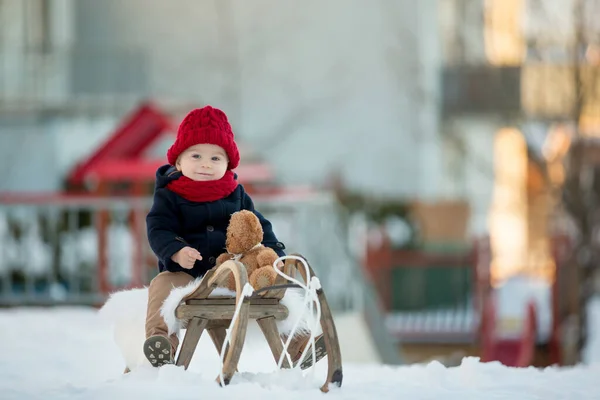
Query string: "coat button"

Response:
xmin=207 ymin=225 xmax=214 ymax=232
xmin=276 ymin=242 xmax=284 ymax=248
xmin=209 ymin=257 xmax=216 ymax=264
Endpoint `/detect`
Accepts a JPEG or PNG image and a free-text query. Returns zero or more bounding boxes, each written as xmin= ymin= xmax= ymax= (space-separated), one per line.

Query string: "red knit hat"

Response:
xmin=167 ymin=106 xmax=240 ymax=170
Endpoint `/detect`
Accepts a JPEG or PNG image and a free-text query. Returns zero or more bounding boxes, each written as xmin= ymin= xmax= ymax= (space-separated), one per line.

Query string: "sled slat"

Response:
xmin=257 ymin=316 xmax=291 ymax=369
xmin=209 ymin=261 xmax=250 ymax=386
xmin=176 ymin=317 xmax=209 ymax=369
xmin=176 ymin=304 xmax=288 ymax=320
xmin=318 ymin=288 xmax=344 ymax=392
xmin=290 ymin=254 xmax=344 ymax=393
xmin=208 ymin=325 xmax=240 ymax=374
xmin=183 ymin=268 xmax=217 ymax=300
xmin=186 ymin=298 xmax=279 ymax=306
xmin=208 ymin=325 xmax=228 ymax=354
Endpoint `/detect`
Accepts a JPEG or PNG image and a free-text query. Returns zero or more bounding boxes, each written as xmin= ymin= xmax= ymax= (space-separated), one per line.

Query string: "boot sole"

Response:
xmin=143 ymin=336 xmax=173 ymax=367
xmin=298 ymin=335 xmax=327 ymax=370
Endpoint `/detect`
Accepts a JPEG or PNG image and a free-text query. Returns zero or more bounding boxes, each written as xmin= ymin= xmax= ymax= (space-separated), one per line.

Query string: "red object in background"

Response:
xmin=362 ymin=225 xmax=569 ymax=366
xmin=481 ymin=297 xmax=537 ymax=367
xmin=361 ymin=228 xmax=477 ymax=312
xmin=67 ymin=102 xmax=174 ymax=186
xmin=67 ymin=101 xmax=274 ymax=189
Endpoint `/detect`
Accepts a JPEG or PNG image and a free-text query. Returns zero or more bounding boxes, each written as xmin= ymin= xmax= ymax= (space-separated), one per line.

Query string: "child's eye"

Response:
xmin=212 ymin=156 xmax=221 ymax=161
xmin=192 ymin=154 xmax=200 ymax=159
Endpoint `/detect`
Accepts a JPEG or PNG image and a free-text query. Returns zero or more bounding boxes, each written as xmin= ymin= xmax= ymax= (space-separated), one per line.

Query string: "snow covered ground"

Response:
xmin=2 ymin=306 xmax=600 ymax=399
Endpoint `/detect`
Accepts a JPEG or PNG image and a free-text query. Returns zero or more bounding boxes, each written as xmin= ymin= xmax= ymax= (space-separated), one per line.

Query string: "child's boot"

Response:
xmin=144 ymin=271 xmax=194 ymax=367
xmin=287 ymin=333 xmax=327 ymax=369
xmin=143 ymin=335 xmax=174 ymax=367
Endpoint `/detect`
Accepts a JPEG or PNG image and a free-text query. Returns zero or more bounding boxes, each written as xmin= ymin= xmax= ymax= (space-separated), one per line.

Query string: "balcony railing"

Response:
xmin=0 ymin=191 xmax=366 ymax=313
xmin=442 ymin=66 xmax=522 ymax=116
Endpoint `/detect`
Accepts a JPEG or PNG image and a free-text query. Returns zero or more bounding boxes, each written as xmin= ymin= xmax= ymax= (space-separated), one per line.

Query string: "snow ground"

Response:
xmin=2 ymin=306 xmax=600 ymax=399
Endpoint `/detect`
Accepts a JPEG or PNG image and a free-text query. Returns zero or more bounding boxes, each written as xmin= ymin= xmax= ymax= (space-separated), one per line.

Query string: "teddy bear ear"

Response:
xmin=230 ymin=210 xmax=257 ymax=224
xmin=236 ymin=210 xmax=262 ymax=232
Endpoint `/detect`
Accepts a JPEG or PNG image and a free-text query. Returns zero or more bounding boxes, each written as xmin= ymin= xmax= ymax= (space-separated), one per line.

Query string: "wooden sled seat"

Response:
xmin=174 ymin=254 xmax=343 ymax=392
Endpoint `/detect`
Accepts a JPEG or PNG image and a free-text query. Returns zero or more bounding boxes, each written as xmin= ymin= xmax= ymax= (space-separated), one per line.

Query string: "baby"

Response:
xmin=144 ymin=105 xmax=324 ymax=369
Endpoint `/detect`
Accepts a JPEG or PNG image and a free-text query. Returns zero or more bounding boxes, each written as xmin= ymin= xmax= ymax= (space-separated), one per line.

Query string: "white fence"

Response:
xmin=0 ymin=192 xmax=365 ymax=311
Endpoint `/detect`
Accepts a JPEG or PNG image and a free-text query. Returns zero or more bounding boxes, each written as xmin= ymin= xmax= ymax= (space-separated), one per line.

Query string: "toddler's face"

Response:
xmin=176 ymin=143 xmax=228 ymax=181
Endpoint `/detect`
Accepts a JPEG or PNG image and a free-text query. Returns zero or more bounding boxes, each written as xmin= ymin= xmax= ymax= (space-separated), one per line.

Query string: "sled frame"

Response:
xmin=173 ymin=253 xmax=343 ymax=392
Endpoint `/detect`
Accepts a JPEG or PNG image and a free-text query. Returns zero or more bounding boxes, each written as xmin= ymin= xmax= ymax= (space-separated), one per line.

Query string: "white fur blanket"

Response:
xmin=98 ymin=277 xmax=320 ymax=371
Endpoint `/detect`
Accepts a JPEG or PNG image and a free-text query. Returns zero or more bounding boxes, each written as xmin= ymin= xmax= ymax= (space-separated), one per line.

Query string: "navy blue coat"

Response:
xmin=146 ymin=165 xmax=286 ymax=278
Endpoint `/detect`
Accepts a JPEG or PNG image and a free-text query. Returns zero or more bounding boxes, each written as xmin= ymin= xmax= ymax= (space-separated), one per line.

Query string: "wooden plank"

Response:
xmin=183 ymin=261 xmax=251 ymax=301
xmin=206 ymin=319 xmax=229 ymax=329
xmin=212 ymin=261 xmax=250 ymax=386
xmin=208 ymin=325 xmax=228 ymax=354
xmin=183 ymin=268 xmax=216 ymax=300
xmin=207 ymin=261 xmax=245 ymax=291
xmin=186 ymin=298 xmax=279 ymax=306
xmin=176 ymin=304 xmax=288 ymax=320
xmin=288 ymin=254 xmax=343 ymax=393
xmin=176 ymin=317 xmax=209 ymax=370
xmin=318 ymin=288 xmax=344 ymax=392
xmin=249 ymin=298 xmax=280 ymax=305
xmin=257 ymin=316 xmax=291 ymax=369
xmin=208 ymin=325 xmax=239 ymax=374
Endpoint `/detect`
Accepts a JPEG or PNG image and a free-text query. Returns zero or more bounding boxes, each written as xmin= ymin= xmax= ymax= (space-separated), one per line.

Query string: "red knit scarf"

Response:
xmin=167 ymin=170 xmax=238 ymax=202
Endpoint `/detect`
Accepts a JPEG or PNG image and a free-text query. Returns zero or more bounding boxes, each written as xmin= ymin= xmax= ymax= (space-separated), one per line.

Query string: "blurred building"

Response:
xmin=2 ymin=0 xmax=598 ymax=225
xmin=440 ymin=0 xmax=600 ymax=275
xmin=364 ymin=0 xmax=600 ymax=365
xmin=0 ymin=0 xmax=445 ymax=201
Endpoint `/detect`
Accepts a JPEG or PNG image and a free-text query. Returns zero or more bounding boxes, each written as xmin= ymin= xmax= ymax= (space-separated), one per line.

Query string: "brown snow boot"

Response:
xmin=143 ymin=335 xmax=174 ymax=367
xmin=289 ymin=333 xmax=327 ymax=370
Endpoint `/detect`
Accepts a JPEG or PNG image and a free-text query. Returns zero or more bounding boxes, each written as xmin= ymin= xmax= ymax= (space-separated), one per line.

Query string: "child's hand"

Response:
xmin=172 ymin=246 xmax=202 ymax=269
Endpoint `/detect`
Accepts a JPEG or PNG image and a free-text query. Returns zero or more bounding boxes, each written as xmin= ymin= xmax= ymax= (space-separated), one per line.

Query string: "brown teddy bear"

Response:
xmin=215 ymin=210 xmax=281 ymax=291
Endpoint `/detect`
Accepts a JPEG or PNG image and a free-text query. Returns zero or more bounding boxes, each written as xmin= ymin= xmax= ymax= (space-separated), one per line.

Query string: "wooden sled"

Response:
xmin=173 ymin=253 xmax=343 ymax=392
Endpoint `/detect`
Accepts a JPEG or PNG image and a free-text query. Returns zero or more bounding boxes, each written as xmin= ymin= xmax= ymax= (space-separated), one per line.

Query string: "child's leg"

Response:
xmin=145 ymin=271 xmax=194 ymax=364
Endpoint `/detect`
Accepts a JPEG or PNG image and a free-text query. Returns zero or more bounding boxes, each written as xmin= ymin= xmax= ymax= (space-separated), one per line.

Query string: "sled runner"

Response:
xmin=173 ymin=254 xmax=343 ymax=392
